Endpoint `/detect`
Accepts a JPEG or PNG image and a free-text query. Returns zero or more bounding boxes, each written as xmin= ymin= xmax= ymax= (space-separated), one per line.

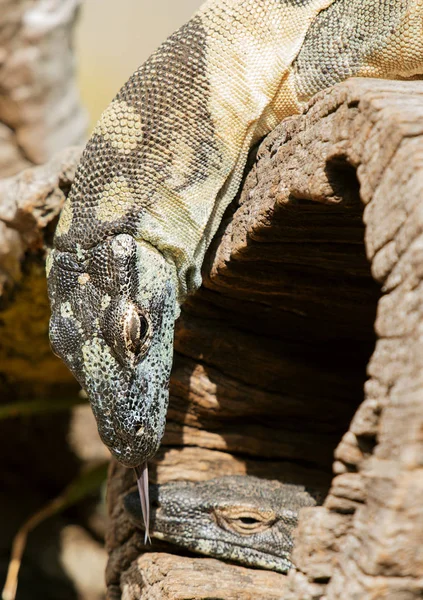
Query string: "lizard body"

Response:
xmin=124 ymin=476 xmax=318 ymax=573
xmin=47 ymin=0 xmax=423 ymax=535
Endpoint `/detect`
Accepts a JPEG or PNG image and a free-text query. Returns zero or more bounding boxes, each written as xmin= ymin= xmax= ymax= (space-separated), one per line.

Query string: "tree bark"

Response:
xmin=120 ymin=553 xmax=286 ymax=600
xmin=1 ymin=79 xmax=422 ymax=599
xmin=106 ymin=79 xmax=423 ymax=599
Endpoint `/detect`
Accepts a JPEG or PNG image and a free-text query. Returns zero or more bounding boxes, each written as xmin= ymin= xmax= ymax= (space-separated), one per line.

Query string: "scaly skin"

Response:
xmin=47 ymin=0 xmax=423 ymax=533
xmin=124 ymin=475 xmax=318 ymax=573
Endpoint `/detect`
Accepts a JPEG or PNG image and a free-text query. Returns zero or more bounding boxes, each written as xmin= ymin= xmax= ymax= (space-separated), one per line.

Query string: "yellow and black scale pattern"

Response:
xmin=48 ymin=0 xmax=423 ymax=473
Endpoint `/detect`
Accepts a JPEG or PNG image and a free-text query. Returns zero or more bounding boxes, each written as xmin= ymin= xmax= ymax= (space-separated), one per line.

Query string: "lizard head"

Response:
xmin=47 ymin=233 xmax=177 ymax=468
xmin=124 ymin=476 xmax=319 ymax=573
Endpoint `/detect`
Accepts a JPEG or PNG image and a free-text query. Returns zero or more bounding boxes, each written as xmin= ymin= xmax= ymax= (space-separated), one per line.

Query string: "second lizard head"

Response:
xmin=47 ymin=233 xmax=177 ymax=468
xmin=124 ymin=475 xmax=319 ymax=573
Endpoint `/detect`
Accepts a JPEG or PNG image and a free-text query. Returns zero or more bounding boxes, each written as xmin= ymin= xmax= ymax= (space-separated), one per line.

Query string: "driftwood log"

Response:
xmin=105 ymin=78 xmax=423 ymax=600
xmin=0 ymin=77 xmax=422 ymax=598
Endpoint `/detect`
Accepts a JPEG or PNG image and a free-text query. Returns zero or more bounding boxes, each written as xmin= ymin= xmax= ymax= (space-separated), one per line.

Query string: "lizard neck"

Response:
xmin=54 ymin=1 xmax=334 ymax=304
xmin=129 ymin=0 xmax=334 ymax=303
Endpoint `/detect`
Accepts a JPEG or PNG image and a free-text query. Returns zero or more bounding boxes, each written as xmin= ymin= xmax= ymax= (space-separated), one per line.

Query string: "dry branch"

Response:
xmin=106 ymin=79 xmax=423 ymax=599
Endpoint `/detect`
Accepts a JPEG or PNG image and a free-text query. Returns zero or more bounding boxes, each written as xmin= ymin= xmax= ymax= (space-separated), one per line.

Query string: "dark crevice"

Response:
xmin=325 ymin=156 xmax=361 ymax=202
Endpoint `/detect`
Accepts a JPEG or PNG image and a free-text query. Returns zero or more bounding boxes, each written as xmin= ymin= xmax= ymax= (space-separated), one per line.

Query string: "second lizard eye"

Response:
xmin=213 ymin=507 xmax=277 ymax=536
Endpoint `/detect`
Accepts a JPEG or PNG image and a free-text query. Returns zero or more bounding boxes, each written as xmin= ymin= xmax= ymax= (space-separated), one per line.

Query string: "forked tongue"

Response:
xmin=134 ymin=462 xmax=151 ymax=544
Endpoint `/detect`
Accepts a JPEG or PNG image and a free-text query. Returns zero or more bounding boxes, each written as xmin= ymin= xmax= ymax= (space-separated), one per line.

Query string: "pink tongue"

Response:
xmin=134 ymin=462 xmax=151 ymax=544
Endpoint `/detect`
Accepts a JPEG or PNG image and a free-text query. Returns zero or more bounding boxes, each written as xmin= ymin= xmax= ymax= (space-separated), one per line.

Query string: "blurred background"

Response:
xmin=76 ymin=0 xmax=203 ymax=130
xmin=1 ymin=3 xmax=203 ymax=599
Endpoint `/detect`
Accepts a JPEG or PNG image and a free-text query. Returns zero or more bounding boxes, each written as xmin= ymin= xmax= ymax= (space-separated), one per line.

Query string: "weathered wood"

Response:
xmin=254 ymin=78 xmax=423 ymax=600
xmin=106 ymin=79 xmax=423 ymax=599
xmin=118 ymin=553 xmax=285 ymax=600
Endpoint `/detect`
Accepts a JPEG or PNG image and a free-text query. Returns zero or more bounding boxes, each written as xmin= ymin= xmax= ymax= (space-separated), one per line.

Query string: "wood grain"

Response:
xmin=107 ymin=79 xmax=423 ymax=599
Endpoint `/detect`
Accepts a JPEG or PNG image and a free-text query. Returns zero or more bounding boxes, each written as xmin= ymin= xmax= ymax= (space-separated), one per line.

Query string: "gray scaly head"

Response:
xmin=48 ymin=235 xmax=177 ymax=540
xmin=124 ymin=476 xmax=318 ymax=573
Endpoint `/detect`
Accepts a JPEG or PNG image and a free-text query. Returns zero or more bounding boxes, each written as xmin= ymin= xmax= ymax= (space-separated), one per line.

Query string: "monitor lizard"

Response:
xmin=47 ymin=0 xmax=423 ymax=539
xmin=124 ymin=475 xmax=319 ymax=573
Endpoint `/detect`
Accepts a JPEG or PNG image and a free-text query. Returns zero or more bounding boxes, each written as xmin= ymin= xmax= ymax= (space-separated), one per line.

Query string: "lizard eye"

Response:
xmin=213 ymin=508 xmax=277 ymax=536
xmin=123 ymin=306 xmax=149 ymax=356
xmin=102 ymin=300 xmax=151 ymax=365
